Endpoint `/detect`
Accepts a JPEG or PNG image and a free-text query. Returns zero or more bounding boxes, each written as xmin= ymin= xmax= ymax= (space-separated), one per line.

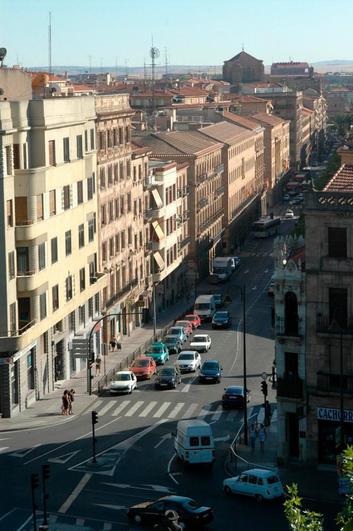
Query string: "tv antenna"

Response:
xmin=150 ymin=44 xmax=160 ymax=127
xmin=0 ymin=48 xmax=7 ymax=68
xmin=48 ymin=12 xmax=52 ymax=75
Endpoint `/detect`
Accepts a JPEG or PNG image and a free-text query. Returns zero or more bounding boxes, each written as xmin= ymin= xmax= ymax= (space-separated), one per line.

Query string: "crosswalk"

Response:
xmin=90 ymin=398 xmax=240 ymax=422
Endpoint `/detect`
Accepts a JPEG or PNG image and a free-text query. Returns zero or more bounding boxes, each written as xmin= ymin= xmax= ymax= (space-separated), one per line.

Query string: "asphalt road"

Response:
xmin=2 ymin=220 xmax=333 ymax=531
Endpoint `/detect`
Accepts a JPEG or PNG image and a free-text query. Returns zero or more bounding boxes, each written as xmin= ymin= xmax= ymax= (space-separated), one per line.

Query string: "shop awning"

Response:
xmin=151 ymin=188 xmax=163 ymax=208
xmin=153 ymin=251 xmax=165 ymax=271
xmin=152 ymin=220 xmax=165 ymax=240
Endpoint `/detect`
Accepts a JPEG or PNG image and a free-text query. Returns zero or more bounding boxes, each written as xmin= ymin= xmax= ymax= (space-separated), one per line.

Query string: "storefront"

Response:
xmin=317 ymin=407 xmax=353 ymax=464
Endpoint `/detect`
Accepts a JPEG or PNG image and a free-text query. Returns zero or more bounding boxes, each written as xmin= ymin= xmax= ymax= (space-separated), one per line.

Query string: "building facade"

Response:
xmin=223 ymin=51 xmax=264 ymax=85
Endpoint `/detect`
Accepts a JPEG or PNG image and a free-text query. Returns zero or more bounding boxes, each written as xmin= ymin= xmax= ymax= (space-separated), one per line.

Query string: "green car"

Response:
xmin=145 ymin=342 xmax=170 ymax=365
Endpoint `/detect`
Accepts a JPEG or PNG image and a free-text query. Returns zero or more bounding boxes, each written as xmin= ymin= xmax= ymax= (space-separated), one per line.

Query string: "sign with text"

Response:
xmin=317 ymin=407 xmax=353 ymax=423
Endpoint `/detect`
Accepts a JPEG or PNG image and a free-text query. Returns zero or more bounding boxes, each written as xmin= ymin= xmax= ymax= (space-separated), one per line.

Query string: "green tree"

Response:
xmin=337 ymin=446 xmax=353 ymax=531
xmin=284 ymin=484 xmax=323 ymax=531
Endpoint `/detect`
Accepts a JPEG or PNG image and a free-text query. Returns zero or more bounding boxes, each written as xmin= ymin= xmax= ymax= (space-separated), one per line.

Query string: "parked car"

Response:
xmin=168 ymin=327 xmax=187 ymax=344
xmin=175 ymin=320 xmax=193 ymax=336
xmin=222 ymin=386 xmax=250 ymax=409
xmin=127 ymin=495 xmax=213 ymax=527
xmin=283 ymin=194 xmax=290 ymax=201
xmin=183 ymin=313 xmax=201 ymax=329
xmin=175 ymin=351 xmax=201 ymax=373
xmin=212 ymin=311 xmax=232 ymax=329
xmin=110 ymin=371 xmax=137 ymax=394
xmin=223 ymin=469 xmax=284 ymax=501
xmin=229 ymin=256 xmax=241 ymax=271
xmin=213 ymin=293 xmax=224 ymax=308
xmin=145 ymin=342 xmax=170 ymax=365
xmin=190 ymin=334 xmax=212 ymax=353
xmin=284 ymin=209 xmax=294 ymax=219
xmin=155 ymin=367 xmax=182 ymax=390
xmin=164 ymin=335 xmax=182 ymax=355
xmin=129 ymin=357 xmax=156 ymax=380
xmin=199 ymin=360 xmax=222 ymax=383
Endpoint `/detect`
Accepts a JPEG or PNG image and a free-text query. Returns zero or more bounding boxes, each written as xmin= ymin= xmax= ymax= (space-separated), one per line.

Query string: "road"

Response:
xmin=0 ymin=220 xmax=335 ymax=531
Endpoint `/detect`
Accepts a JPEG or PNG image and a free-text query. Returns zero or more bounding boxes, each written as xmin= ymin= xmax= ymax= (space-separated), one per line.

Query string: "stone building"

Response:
xmin=229 ymin=95 xmax=272 ymax=116
xmin=222 ymin=51 xmax=264 ymax=85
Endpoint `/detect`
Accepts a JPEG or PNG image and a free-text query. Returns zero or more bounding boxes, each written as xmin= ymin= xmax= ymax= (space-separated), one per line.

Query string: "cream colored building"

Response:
xmin=0 ymin=82 xmax=106 ymax=417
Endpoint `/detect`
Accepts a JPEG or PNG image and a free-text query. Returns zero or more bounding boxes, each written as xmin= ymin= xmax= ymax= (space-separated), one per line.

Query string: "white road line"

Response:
xmin=167 ymin=402 xmax=184 ymax=419
xmin=244 ymin=269 xmax=249 ymax=274
xmin=0 ymin=447 xmax=9 ymax=453
xmin=139 ymin=401 xmax=158 ymax=417
xmin=16 ymin=514 xmax=32 ymax=531
xmin=85 ymin=399 xmax=102 ymax=412
xmin=181 ymin=376 xmax=197 ymax=393
xmin=103 ymin=523 xmax=113 ymax=530
xmin=210 ymin=405 xmax=222 ymax=421
xmin=182 ymin=403 xmax=198 ymax=418
xmin=58 ymin=472 xmax=92 ymax=513
xmin=98 ymin=400 xmax=116 ymax=416
xmin=0 ymin=508 xmax=16 ymax=523
xmin=76 ymin=518 xmax=85 ymax=525
xmin=167 ymin=453 xmax=179 ymax=485
xmin=125 ymin=401 xmax=144 ymax=417
xmin=153 ymin=402 xmax=171 ymax=418
xmin=112 ymin=400 xmax=130 ymax=416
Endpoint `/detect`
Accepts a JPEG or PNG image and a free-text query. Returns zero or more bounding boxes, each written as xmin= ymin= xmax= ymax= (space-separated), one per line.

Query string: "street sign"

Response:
xmin=261 ymin=372 xmax=268 ymax=380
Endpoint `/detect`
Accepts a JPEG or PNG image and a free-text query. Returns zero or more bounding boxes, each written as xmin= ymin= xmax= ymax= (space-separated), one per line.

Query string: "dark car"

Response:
xmin=213 ymin=293 xmax=224 ymax=308
xmin=199 ymin=360 xmax=222 ymax=383
xmin=222 ymin=386 xmax=250 ymax=409
xmin=164 ymin=335 xmax=182 ymax=354
xmin=155 ymin=367 xmax=182 ymax=390
xmin=212 ymin=310 xmax=231 ymax=329
xmin=127 ymin=495 xmax=213 ymax=528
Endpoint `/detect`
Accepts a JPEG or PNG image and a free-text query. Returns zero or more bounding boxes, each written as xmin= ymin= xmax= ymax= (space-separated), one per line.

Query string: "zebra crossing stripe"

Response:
xmin=125 ymin=401 xmax=144 ymax=417
xmin=210 ymin=405 xmax=223 ymax=421
xmin=112 ymin=401 xmax=131 ymax=416
xmin=167 ymin=402 xmax=184 ymax=419
xmin=153 ymin=402 xmax=172 ymax=418
xmin=98 ymin=401 xmax=116 ymax=416
xmin=182 ymin=403 xmax=198 ymax=419
xmin=139 ymin=401 xmax=158 ymax=417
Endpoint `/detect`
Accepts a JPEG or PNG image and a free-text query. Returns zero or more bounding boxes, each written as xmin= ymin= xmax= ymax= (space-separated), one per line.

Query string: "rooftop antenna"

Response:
xmin=143 ymin=58 xmax=147 ymax=84
xmin=48 ymin=11 xmax=52 ymax=75
xmin=241 ymin=42 xmax=244 ymax=52
xmin=124 ymin=59 xmax=128 ymax=80
xmin=164 ymin=47 xmax=168 ymax=77
xmin=150 ymin=39 xmax=160 ymax=128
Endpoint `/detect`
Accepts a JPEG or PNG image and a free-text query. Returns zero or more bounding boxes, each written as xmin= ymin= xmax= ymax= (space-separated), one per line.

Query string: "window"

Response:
xmin=23 ymin=144 xmax=27 ymax=169
xmin=63 ymin=185 xmax=70 ymax=210
xmin=77 ymin=181 xmax=83 ymax=204
xmin=40 ymin=292 xmax=47 ymax=320
xmin=38 ymin=243 xmax=46 ymax=270
xmin=10 ymin=302 xmax=16 ymax=335
xmin=48 ymin=140 xmax=56 ymax=166
xmin=115 ymin=198 xmax=119 ymax=219
xmin=109 ymin=237 xmax=114 ymax=257
xmin=78 ymin=224 xmax=85 ymax=248
xmin=79 ymin=267 xmax=86 ymax=292
xmin=125 ymin=125 xmax=130 ymax=143
xmin=100 ymin=167 xmax=106 ymax=189
xmin=201 ymin=436 xmax=210 ymax=446
xmin=79 ymin=305 xmax=85 ymax=325
xmin=88 ymin=297 xmax=93 ymax=318
xmin=36 ymin=194 xmax=44 ymax=221
xmin=17 ymin=247 xmax=29 ymax=274
xmin=63 ymin=137 xmax=70 ymax=162
xmin=328 ymin=227 xmax=347 ymax=258
xmin=114 ymin=163 xmax=119 ymax=182
xmin=5 ymin=146 xmax=12 ymax=175
xmin=66 ymin=275 xmax=73 ymax=301
xmin=101 ymin=204 xmax=107 ymax=226
xmin=65 ymin=230 xmax=72 ymax=256
xmin=121 ymin=231 xmax=125 ymax=249
xmin=128 ymin=226 xmax=132 ymax=246
xmin=102 ymin=242 xmax=107 ymax=263
xmin=108 ymin=165 xmax=113 ymax=185
xmin=87 ymin=176 xmax=93 ymax=200
xmin=329 ymin=287 xmax=348 ymax=329
xmin=88 ymin=218 xmax=95 ymax=242
xmin=190 ymin=437 xmax=199 ymax=447
xmin=120 ymin=196 xmax=125 ymax=215
xmin=52 ymin=284 xmax=59 ymax=311
xmin=109 ymin=201 xmax=114 ymax=222
xmin=76 ymin=135 xmax=83 ymax=159
xmin=6 ymin=199 xmax=13 ymax=227
xmin=49 ymin=190 xmax=56 ymax=216
xmin=13 ymin=143 xmax=20 ymax=169
xmin=8 ymin=251 xmax=15 ymax=280
xmin=127 ymin=160 xmax=131 ymax=178
xmin=119 ymin=127 xmax=123 ymax=144
xmin=84 ymin=130 xmax=88 ymax=152
xmin=90 ymin=128 xmax=95 ymax=150
xmin=51 ymin=237 xmax=58 ymax=264
xmin=115 ymin=233 xmax=120 ymax=253
xmin=69 ymin=311 xmax=75 ymax=332
xmin=89 ymin=261 xmax=96 ymax=283
xmin=27 ymin=352 xmax=34 ymax=390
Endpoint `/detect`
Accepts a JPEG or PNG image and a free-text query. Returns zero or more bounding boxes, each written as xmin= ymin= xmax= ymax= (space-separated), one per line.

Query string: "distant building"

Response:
xmin=229 ymin=94 xmax=272 ymax=116
xmin=271 ymin=62 xmax=313 ymax=77
xmin=222 ymin=51 xmax=264 ymax=85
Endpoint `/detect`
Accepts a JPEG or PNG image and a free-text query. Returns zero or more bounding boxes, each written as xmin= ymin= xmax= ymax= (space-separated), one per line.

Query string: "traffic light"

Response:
xmin=261 ymin=380 xmax=268 ymax=397
xmin=92 ymin=410 xmax=98 ymax=425
xmin=31 ymin=473 xmax=39 ymax=489
xmin=42 ymin=464 xmax=50 ymax=480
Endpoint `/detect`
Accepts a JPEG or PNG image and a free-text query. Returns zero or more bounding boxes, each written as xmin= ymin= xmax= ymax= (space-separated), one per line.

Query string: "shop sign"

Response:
xmin=317 ymin=407 xmax=353 ymax=423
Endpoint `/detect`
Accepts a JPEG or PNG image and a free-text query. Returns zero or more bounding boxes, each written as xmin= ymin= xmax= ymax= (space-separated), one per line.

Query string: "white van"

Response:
xmin=210 ymin=257 xmax=232 ymax=282
xmin=174 ymin=419 xmax=215 ymax=464
xmin=194 ymin=294 xmax=216 ymax=321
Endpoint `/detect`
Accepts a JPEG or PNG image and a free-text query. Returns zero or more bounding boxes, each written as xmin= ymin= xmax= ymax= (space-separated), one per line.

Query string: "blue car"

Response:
xmin=199 ymin=359 xmax=223 ymax=383
xmin=145 ymin=342 xmax=170 ymax=365
xmin=212 ymin=311 xmax=232 ymax=329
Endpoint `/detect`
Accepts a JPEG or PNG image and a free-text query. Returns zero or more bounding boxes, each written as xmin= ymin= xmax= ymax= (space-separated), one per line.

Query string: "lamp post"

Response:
xmin=241 ymin=285 xmax=248 ymax=446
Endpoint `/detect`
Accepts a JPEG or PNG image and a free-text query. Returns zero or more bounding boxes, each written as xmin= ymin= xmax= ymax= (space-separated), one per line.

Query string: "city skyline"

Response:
xmin=2 ymin=0 xmax=353 ymax=68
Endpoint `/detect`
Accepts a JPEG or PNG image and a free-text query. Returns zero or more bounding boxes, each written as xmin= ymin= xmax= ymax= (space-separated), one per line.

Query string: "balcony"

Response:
xmin=106 ymin=278 xmax=140 ymax=308
xmin=215 ymin=163 xmax=224 ymax=174
xmin=316 ymin=315 xmax=353 ymax=337
xmin=320 ymin=256 xmax=353 ymax=274
xmin=316 ymin=371 xmax=353 ymax=395
xmin=277 ymin=377 xmax=303 ymax=399
xmin=198 ymin=197 xmax=208 ymax=210
xmin=275 ymin=317 xmax=302 ymax=340
xmin=178 ymin=236 xmax=191 ymax=252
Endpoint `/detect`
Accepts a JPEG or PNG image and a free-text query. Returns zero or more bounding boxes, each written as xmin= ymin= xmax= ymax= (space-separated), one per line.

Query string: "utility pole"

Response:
xmin=30 ymin=473 xmax=39 ymax=531
xmin=242 ymin=285 xmax=248 ymax=445
xmin=91 ymin=411 xmax=98 ymax=463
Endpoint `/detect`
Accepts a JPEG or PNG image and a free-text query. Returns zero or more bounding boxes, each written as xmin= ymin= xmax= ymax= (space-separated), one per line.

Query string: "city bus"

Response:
xmin=252 ymin=216 xmax=281 ymax=238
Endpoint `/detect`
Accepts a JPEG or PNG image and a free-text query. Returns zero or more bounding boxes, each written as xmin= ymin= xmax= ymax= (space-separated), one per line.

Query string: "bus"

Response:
xmin=252 ymin=216 xmax=281 ymax=238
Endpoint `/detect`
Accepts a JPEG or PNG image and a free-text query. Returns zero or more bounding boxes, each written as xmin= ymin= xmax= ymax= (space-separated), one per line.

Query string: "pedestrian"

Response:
xmin=68 ymin=388 xmax=75 ymax=415
xmin=61 ymin=390 xmax=69 ymax=416
xmin=95 ymin=357 xmax=101 ymax=376
xmin=249 ymin=423 xmax=257 ymax=454
xmin=110 ymin=336 xmax=117 ymax=351
xmin=258 ymin=424 xmax=266 ymax=453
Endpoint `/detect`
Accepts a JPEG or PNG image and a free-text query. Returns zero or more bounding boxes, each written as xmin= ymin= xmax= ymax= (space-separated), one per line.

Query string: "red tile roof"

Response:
xmin=252 ymin=112 xmax=288 ymax=126
xmin=222 ymin=111 xmax=260 ymax=130
xmin=324 ymin=164 xmax=353 ymax=192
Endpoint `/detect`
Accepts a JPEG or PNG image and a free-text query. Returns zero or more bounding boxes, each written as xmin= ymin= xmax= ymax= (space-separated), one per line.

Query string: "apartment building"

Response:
xmin=199 ymin=121 xmax=263 ymax=253
xmin=0 ymin=79 xmax=105 ymax=417
xmin=229 ymin=95 xmax=272 ymax=116
xmin=96 ymin=94 xmax=146 ymax=343
xmin=303 ymin=89 xmax=327 ymax=154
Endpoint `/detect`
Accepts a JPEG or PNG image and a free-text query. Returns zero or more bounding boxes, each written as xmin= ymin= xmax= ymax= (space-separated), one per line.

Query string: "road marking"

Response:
xmin=181 ymin=376 xmax=197 ymax=392
xmin=180 ymin=403 xmax=198 ymax=418
xmin=48 ymin=450 xmax=80 ymax=464
xmin=167 ymin=402 xmax=184 ymax=419
xmin=210 ymin=405 xmax=222 ymax=422
xmin=76 ymin=518 xmax=85 ymax=525
xmin=153 ymin=402 xmax=171 ymax=418
xmin=112 ymin=400 xmax=131 ymax=416
xmin=139 ymin=401 xmax=158 ymax=417
xmin=0 ymin=438 xmax=10 ymax=441
xmin=244 ymin=269 xmax=249 ymax=274
xmin=58 ymin=472 xmax=92 ymax=513
xmin=11 ymin=444 xmax=42 ymax=458
xmin=252 ymin=286 xmax=257 ymax=290
xmin=102 ymin=481 xmax=175 ymax=494
xmin=0 ymin=508 xmax=16 ymax=523
xmin=94 ymin=504 xmax=126 ymax=511
xmin=98 ymin=400 xmax=116 ymax=416
xmin=84 ymin=399 xmax=102 ymax=412
xmin=154 ymin=433 xmax=172 ymax=449
xmin=125 ymin=400 xmax=144 ymax=417
xmin=16 ymin=514 xmax=32 ymax=531
xmin=0 ymin=447 xmax=9 ymax=453
xmin=264 ymin=269 xmax=268 ymax=273
xmin=214 ymin=435 xmax=230 ymax=442
xmin=103 ymin=523 xmax=113 ymax=530
xmin=167 ymin=453 xmax=179 ymax=485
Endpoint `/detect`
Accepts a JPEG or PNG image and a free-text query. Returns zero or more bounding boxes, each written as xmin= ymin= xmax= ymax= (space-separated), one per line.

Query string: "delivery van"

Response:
xmin=174 ymin=419 xmax=215 ymax=464
xmin=194 ymin=294 xmax=216 ymax=321
xmin=210 ymin=257 xmax=232 ymax=282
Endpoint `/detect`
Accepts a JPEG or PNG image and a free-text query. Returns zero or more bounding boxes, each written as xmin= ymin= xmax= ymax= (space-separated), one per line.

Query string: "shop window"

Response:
xmin=27 ymin=351 xmax=35 ymax=390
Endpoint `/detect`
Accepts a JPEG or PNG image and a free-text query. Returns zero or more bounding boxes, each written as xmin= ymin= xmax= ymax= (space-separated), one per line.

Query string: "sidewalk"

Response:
xmin=0 ymin=296 xmax=193 ymax=433
xmin=228 ymin=406 xmax=341 ymax=505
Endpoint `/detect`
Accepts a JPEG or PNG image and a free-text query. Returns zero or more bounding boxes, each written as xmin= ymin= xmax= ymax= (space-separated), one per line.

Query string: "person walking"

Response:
xmin=258 ymin=424 xmax=266 ymax=453
xmin=249 ymin=423 xmax=257 ymax=454
xmin=95 ymin=357 xmax=101 ymax=376
xmin=68 ymin=389 xmax=75 ymax=415
xmin=61 ymin=390 xmax=69 ymax=416
xmin=110 ymin=336 xmax=117 ymax=351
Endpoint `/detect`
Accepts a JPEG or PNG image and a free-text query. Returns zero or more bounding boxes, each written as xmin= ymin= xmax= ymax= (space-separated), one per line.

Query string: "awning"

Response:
xmin=152 ymin=220 xmax=165 ymax=240
xmin=151 ymin=188 xmax=163 ymax=208
xmin=153 ymin=251 xmax=165 ymax=271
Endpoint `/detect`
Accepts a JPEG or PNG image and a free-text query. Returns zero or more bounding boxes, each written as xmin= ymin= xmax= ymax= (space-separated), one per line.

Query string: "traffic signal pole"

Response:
xmin=91 ymin=411 xmax=98 ymax=463
xmin=30 ymin=473 xmax=39 ymax=531
xmin=42 ymin=464 xmax=50 ymax=528
xmin=242 ymin=285 xmax=248 ymax=446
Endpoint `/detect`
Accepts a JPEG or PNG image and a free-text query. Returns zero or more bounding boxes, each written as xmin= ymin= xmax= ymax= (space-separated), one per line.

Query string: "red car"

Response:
xmin=129 ymin=356 xmax=156 ymax=380
xmin=184 ymin=313 xmax=201 ymax=329
xmin=175 ymin=320 xmax=193 ymax=336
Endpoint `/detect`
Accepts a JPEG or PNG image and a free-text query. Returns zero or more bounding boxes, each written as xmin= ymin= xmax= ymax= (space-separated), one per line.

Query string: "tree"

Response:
xmin=284 ymin=484 xmax=323 ymax=531
xmin=337 ymin=445 xmax=353 ymax=531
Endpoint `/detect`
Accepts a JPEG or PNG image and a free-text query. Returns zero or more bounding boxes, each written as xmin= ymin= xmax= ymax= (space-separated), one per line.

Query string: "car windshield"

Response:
xmin=150 ymin=346 xmax=163 ymax=353
xmin=115 ymin=373 xmax=130 ymax=381
xmin=226 ymin=387 xmax=243 ymax=394
xmin=169 ymin=329 xmax=180 ymax=335
xmin=179 ymin=353 xmax=194 ymax=360
xmin=132 ymin=359 xmax=149 ymax=367
xmin=267 ymin=475 xmax=280 ymax=484
xmin=202 ymin=361 xmax=218 ymax=370
xmin=165 ymin=337 xmax=177 ymax=343
xmin=159 ymin=368 xmax=175 ymax=376
xmin=194 ymin=303 xmax=210 ymax=310
xmin=214 ymin=312 xmax=228 ymax=318
xmin=193 ymin=336 xmax=206 ymax=342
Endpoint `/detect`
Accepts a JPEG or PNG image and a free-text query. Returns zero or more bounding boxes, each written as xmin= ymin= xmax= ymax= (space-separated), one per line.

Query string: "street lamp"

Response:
xmin=241 ymin=285 xmax=248 ymax=446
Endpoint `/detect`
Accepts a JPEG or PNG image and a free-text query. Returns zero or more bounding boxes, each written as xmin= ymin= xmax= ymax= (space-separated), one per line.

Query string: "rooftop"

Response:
xmin=252 ymin=112 xmax=288 ymax=126
xmin=221 ymin=111 xmax=261 ymax=131
xmin=324 ymin=164 xmax=353 ymax=192
xmin=153 ymin=130 xmax=223 ymax=155
xmin=199 ymin=121 xmax=254 ymax=145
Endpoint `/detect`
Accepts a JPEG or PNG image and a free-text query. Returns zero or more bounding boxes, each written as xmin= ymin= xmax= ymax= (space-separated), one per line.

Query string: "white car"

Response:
xmin=109 ymin=371 xmax=137 ymax=394
xmin=175 ymin=351 xmax=201 ymax=373
xmin=223 ymin=468 xmax=284 ymax=501
xmin=284 ymin=209 xmax=294 ymax=219
xmin=190 ymin=334 xmax=212 ymax=353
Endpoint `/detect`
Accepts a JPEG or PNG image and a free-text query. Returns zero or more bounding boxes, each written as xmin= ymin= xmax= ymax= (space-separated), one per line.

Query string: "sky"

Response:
xmin=2 ymin=0 xmax=353 ymax=68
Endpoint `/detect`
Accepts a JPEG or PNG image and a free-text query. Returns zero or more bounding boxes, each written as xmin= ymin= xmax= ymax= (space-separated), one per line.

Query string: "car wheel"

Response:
xmin=133 ymin=514 xmax=143 ymax=524
xmin=224 ymin=485 xmax=232 ymax=495
xmin=255 ymin=494 xmax=263 ymax=503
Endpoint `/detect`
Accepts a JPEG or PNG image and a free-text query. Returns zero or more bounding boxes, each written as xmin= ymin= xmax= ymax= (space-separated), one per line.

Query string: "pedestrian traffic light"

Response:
xmin=31 ymin=473 xmax=39 ymax=489
xmin=42 ymin=464 xmax=50 ymax=480
xmin=261 ymin=380 xmax=268 ymax=397
xmin=91 ymin=410 xmax=98 ymax=425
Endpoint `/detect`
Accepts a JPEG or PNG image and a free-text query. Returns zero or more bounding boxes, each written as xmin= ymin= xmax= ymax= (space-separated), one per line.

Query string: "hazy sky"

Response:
xmin=2 ymin=0 xmax=353 ymax=67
